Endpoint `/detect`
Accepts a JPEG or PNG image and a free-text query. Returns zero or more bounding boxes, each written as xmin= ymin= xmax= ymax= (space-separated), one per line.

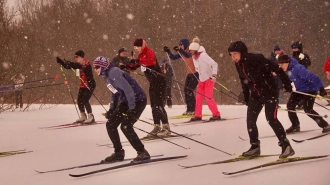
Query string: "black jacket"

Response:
xmin=235 ymin=53 xmax=291 ymax=103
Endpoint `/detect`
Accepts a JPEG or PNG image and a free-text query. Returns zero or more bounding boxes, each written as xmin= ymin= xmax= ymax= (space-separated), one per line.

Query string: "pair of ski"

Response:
xmin=179 ymin=154 xmax=328 ymax=175
xmin=36 ymin=154 xmax=188 ymax=177
xmin=239 ymin=129 xmax=330 ymax=143
xmin=0 ymin=149 xmax=33 ymax=157
xmin=39 ymin=121 xmax=106 ymax=130
xmin=172 ymin=117 xmax=243 ymax=126
xmin=97 ymin=133 xmax=199 ymax=147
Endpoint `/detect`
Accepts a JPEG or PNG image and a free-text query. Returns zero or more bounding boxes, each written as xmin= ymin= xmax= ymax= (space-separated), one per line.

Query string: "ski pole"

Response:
xmin=59 ymin=66 xmax=80 ymax=117
xmin=137 ymin=118 xmax=233 ymax=156
xmin=314 ymin=101 xmax=330 ymax=112
xmin=279 ymin=108 xmax=328 ymax=118
xmin=215 ymin=82 xmax=239 ymax=98
xmin=132 ymin=126 xmax=189 ymax=149
xmin=23 ymin=83 xmax=63 ymax=90
xmin=294 ymin=91 xmax=330 ymax=101
xmin=0 ymin=76 xmax=58 ymax=89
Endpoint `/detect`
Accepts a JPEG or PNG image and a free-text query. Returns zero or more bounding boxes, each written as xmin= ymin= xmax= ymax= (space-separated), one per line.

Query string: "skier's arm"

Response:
xmin=178 ymin=48 xmax=192 ymax=58
xmin=112 ymin=69 xmax=136 ymax=109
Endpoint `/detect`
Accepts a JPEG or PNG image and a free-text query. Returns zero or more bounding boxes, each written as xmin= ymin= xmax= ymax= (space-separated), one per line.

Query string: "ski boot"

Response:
xmin=209 ymin=116 xmax=221 ymax=121
xmin=285 ymin=125 xmax=300 ymax=133
xmin=189 ymin=116 xmax=202 ymax=122
xmin=279 ymin=139 xmax=295 ymax=158
xmin=100 ymin=149 xmax=125 ymax=164
xmin=157 ymin=124 xmax=171 ymax=137
xmin=83 ymin=113 xmax=95 ymax=124
xmin=76 ymin=112 xmax=87 ymax=123
xmin=133 ymin=149 xmax=150 ymax=162
xmin=322 ymin=124 xmax=330 ymax=133
xmin=242 ymin=141 xmax=260 ymax=157
xmin=146 ymin=125 xmax=161 ymax=138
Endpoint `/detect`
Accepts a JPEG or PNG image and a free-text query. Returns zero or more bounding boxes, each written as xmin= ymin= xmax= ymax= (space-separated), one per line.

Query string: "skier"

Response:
xmin=323 ymin=56 xmax=330 ymax=80
xmin=268 ymin=45 xmax=283 ymax=106
xmin=164 ymin=38 xmax=199 ymax=115
xmin=111 ymin=47 xmax=131 ymax=74
xmin=228 ymin=41 xmax=295 ymax=158
xmin=291 ymin=41 xmax=311 ymax=109
xmin=56 ymin=50 xmax=96 ymax=124
xmin=127 ymin=38 xmax=170 ymax=137
xmin=161 ymin=57 xmax=174 ymax=108
xmin=277 ymin=53 xmax=330 ymax=133
xmin=11 ymin=73 xmax=25 ymax=109
xmin=188 ymin=39 xmax=221 ymax=122
xmin=93 ymin=56 xmax=150 ymax=163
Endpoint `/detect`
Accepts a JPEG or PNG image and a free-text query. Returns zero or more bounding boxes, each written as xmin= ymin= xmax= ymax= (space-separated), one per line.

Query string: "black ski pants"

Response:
xmin=149 ymin=77 xmax=168 ymax=125
xmin=246 ymin=95 xmax=287 ymax=144
xmin=184 ymin=73 xmax=199 ymax=112
xmin=14 ymin=90 xmax=23 ymax=108
xmin=77 ymin=85 xmax=95 ymax=113
xmin=106 ymin=99 xmax=147 ymax=152
xmin=287 ymin=92 xmax=328 ymax=128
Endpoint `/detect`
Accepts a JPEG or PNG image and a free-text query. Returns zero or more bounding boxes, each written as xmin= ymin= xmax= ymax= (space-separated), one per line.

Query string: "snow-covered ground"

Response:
xmin=0 ymin=102 xmax=329 ymax=185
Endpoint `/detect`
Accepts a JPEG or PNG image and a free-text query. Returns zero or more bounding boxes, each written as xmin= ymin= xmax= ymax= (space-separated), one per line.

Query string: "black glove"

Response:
xmin=319 ymin=87 xmax=327 ymax=97
xmin=163 ymin=46 xmax=170 ymax=52
xmin=105 ymin=109 xmax=114 ymax=119
xmin=119 ymin=64 xmax=127 ymax=70
xmin=173 ymin=46 xmax=179 ymax=51
xmin=129 ymin=59 xmax=139 ymax=65
xmin=284 ymin=84 xmax=293 ymax=93
xmin=56 ymin=57 xmax=64 ymax=64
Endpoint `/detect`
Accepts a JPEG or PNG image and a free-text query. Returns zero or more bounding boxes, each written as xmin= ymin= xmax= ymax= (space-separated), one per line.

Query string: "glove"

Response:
xmin=173 ymin=46 xmax=179 ymax=51
xmin=299 ymin=53 xmax=305 ymax=60
xmin=56 ymin=57 xmax=64 ymax=64
xmin=105 ymin=109 xmax=114 ymax=119
xmin=129 ymin=59 xmax=139 ymax=65
xmin=163 ymin=46 xmax=170 ymax=52
xmin=210 ymin=75 xmax=216 ymax=82
xmin=119 ymin=64 xmax=127 ymax=70
xmin=319 ymin=87 xmax=327 ymax=97
xmin=284 ymin=84 xmax=293 ymax=93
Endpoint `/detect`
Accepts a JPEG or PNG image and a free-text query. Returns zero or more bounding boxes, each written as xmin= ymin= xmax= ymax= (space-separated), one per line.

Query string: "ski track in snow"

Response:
xmin=0 ymin=103 xmax=329 ymax=185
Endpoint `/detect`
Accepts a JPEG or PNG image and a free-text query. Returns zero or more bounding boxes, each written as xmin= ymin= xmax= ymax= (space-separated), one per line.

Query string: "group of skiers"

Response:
xmin=55 ymin=38 xmax=330 ymax=162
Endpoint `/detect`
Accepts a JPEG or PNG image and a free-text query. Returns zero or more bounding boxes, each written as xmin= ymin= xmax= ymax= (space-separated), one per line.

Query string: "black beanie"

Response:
xmin=75 ymin=50 xmax=85 ymax=58
xmin=118 ymin=47 xmax=126 ymax=54
xmin=277 ymin=54 xmax=290 ymax=64
xmin=228 ymin=41 xmax=248 ymax=55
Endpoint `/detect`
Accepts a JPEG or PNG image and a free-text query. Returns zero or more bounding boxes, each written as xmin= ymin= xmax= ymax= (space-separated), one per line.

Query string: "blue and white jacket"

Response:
xmin=103 ymin=63 xmax=147 ymax=110
xmin=286 ymin=57 xmax=323 ymax=93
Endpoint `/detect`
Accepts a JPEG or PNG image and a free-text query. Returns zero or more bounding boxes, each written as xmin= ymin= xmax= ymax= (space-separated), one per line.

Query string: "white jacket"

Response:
xmin=193 ymin=46 xmax=218 ymax=82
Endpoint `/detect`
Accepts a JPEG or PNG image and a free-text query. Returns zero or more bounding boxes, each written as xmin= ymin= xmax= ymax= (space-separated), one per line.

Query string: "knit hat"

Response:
xmin=75 ymin=50 xmax=85 ymax=58
xmin=273 ymin=45 xmax=280 ymax=51
xmin=93 ymin=56 xmax=109 ymax=68
xmin=180 ymin=38 xmax=190 ymax=50
xmin=133 ymin=38 xmax=143 ymax=47
xmin=118 ymin=47 xmax=126 ymax=54
xmin=228 ymin=41 xmax=248 ymax=54
xmin=189 ymin=42 xmax=200 ymax=51
xmin=291 ymin=41 xmax=303 ymax=50
xmin=277 ymin=54 xmax=290 ymax=64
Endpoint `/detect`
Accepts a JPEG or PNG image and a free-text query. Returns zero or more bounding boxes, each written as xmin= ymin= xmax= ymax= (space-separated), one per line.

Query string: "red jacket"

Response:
xmin=138 ymin=46 xmax=156 ymax=67
xmin=323 ymin=57 xmax=330 ymax=73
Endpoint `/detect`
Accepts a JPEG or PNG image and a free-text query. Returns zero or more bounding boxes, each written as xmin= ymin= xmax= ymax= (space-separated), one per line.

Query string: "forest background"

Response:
xmin=0 ymin=0 xmax=329 ymax=110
